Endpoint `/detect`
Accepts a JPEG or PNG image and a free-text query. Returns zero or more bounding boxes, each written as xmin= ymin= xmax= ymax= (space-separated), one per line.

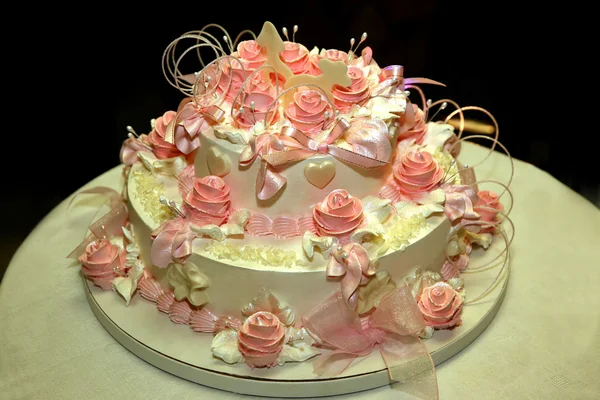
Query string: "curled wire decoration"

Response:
xmin=162 ymin=35 xmax=226 ymax=96
xmin=263 ymin=84 xmax=338 ymax=130
xmin=461 ymin=212 xmax=514 ymax=305
xmin=231 ymin=29 xmax=257 ymax=49
xmin=190 ymin=55 xmax=246 ymax=108
xmin=229 ymin=65 xmax=282 ymax=124
xmin=429 ymin=99 xmax=464 ymax=134
xmin=444 ymin=180 xmax=515 ymax=266
xmin=449 ymin=135 xmax=514 ymax=198
xmin=473 ymin=180 xmax=515 ymax=218
xmin=196 ymin=23 xmax=236 ymax=54
xmin=447 ymin=106 xmax=499 ymax=142
xmin=405 ymin=84 xmax=427 ymax=112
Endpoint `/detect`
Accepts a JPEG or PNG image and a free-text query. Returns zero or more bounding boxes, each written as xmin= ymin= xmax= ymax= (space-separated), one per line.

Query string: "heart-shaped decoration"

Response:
xmin=304 ymin=160 xmax=336 ymax=189
xmin=206 ymin=146 xmax=232 ymax=177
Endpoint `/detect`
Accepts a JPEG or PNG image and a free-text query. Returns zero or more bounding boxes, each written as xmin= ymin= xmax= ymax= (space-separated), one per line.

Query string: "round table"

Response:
xmin=1 ymin=143 xmax=599 ymax=399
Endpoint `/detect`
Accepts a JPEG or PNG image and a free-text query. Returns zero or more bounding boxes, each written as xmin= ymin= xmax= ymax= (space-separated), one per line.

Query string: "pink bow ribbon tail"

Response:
xmin=67 ymin=187 xmax=129 ymax=259
xmin=326 ymin=243 xmax=376 ymax=309
xmin=302 ymin=285 xmax=439 ymax=399
xmin=256 ymin=159 xmax=287 ymax=201
xmin=443 ymin=185 xmax=480 ymax=222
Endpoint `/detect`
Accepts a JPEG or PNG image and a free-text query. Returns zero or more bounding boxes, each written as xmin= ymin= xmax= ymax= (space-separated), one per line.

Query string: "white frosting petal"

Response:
xmin=137 ymin=152 xmax=187 ymax=176
xmin=394 ymin=201 xmax=444 ymax=219
xmin=112 ymin=259 xmax=144 ymax=306
xmin=466 ymin=231 xmax=493 ymax=249
xmin=422 ymin=122 xmax=455 ymax=153
xmin=167 ymin=262 xmax=210 ymax=307
xmin=302 ymin=231 xmax=338 ymax=259
xmin=191 ymin=209 xmax=251 ymax=241
xmin=277 ymin=342 xmax=320 ymax=365
xmin=211 ymin=330 xmax=244 ymax=364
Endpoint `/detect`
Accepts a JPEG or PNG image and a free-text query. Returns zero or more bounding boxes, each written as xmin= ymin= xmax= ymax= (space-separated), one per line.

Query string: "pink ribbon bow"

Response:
xmin=240 ymin=118 xmax=391 ymax=200
xmin=327 ymin=243 xmax=376 ymax=309
xmin=151 ymin=217 xmax=197 ymax=268
xmin=442 ymin=184 xmax=480 ymax=223
xmin=164 ymin=98 xmax=224 ymax=153
xmin=373 ymin=65 xmax=446 ymax=97
xmin=302 ymin=285 xmax=439 ymax=399
xmin=67 ymin=187 xmax=129 ymax=259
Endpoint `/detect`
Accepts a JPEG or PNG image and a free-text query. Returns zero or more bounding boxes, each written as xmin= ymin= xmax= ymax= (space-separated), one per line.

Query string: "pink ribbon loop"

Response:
xmin=241 ymin=117 xmax=390 ymax=200
xmin=302 ymin=285 xmax=439 ymax=399
xmin=67 ymin=187 xmax=129 ymax=259
xmin=442 ymin=184 xmax=480 ymax=223
xmin=374 ymin=65 xmax=445 ymax=96
xmin=262 ymin=118 xmax=388 ymax=169
xmin=326 ymin=243 xmax=376 ymax=310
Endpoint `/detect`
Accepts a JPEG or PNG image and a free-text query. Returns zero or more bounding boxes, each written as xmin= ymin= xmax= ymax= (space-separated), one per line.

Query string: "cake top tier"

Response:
xmin=152 ymin=21 xmax=451 ymax=207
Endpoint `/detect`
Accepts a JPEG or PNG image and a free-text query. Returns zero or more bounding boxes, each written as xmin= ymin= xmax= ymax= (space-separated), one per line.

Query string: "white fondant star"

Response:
xmin=256 ymin=21 xmax=293 ymax=79
xmin=285 ymin=58 xmax=352 ymax=101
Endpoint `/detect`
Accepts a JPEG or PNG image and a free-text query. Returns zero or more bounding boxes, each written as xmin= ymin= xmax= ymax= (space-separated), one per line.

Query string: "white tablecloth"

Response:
xmin=1 ymin=143 xmax=599 ymax=399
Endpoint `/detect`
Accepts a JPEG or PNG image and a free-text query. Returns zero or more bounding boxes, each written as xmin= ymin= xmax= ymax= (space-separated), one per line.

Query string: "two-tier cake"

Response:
xmin=69 ymin=21 xmax=513 ymax=396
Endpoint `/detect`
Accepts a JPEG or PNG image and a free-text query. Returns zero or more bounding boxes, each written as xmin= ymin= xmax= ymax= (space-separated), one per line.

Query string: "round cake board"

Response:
xmin=83 ymin=242 xmax=509 ymax=398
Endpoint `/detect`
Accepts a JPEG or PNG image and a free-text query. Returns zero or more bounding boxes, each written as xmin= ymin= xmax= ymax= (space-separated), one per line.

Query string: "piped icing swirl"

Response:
xmin=279 ymin=42 xmax=310 ymax=75
xmin=313 ymin=189 xmax=364 ymax=238
xmin=183 ymin=176 xmax=231 ymax=226
xmin=384 ymin=150 xmax=444 ymax=202
xmin=332 ymin=66 xmax=370 ymax=112
xmin=284 ymin=90 xmax=333 ymax=136
xmin=417 ymin=282 xmax=463 ymax=329
xmin=79 ymin=240 xmax=124 ymax=290
xmin=238 ymin=311 xmax=286 ymax=368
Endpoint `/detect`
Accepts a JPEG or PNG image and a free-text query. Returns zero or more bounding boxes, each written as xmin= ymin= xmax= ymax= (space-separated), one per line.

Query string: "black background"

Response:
xmin=2 ymin=2 xmax=596 ymax=279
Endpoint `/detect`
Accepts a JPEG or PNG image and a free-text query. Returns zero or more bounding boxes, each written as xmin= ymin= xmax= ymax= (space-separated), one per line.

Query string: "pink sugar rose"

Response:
xmin=79 ymin=239 xmax=125 ymax=290
xmin=475 ymin=190 xmax=504 ymax=232
xmin=233 ymin=73 xmax=280 ymax=130
xmin=386 ymin=150 xmax=444 ymax=202
xmin=284 ymin=89 xmax=333 ymax=136
xmin=418 ymin=282 xmax=463 ymax=329
xmin=234 ymin=40 xmax=268 ymax=70
xmin=396 ymin=104 xmax=428 ymax=145
xmin=183 ymin=176 xmax=231 ymax=226
xmin=280 ymin=41 xmax=310 ymax=75
xmin=238 ymin=311 xmax=286 ymax=368
xmin=313 ymin=189 xmax=364 ymax=238
xmin=148 ymin=111 xmax=183 ymax=159
xmin=332 ymin=66 xmax=370 ymax=112
xmin=309 ymin=49 xmax=348 ymax=75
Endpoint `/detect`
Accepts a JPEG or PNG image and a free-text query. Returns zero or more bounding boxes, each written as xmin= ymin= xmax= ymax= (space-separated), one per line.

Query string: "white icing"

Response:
xmin=211 ymin=330 xmax=244 ymax=364
xmin=127 ymin=163 xmax=451 ymax=317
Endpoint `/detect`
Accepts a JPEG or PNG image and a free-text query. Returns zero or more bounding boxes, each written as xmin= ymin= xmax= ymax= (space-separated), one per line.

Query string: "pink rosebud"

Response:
xmin=417 ymin=282 xmax=463 ymax=329
xmin=79 ymin=239 xmax=124 ymax=290
xmin=238 ymin=311 xmax=286 ymax=368
xmin=313 ymin=189 xmax=364 ymax=238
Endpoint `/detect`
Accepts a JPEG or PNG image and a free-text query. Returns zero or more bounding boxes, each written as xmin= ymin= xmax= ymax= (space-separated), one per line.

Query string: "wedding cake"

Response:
xmin=70 ymin=21 xmax=513 ymax=396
